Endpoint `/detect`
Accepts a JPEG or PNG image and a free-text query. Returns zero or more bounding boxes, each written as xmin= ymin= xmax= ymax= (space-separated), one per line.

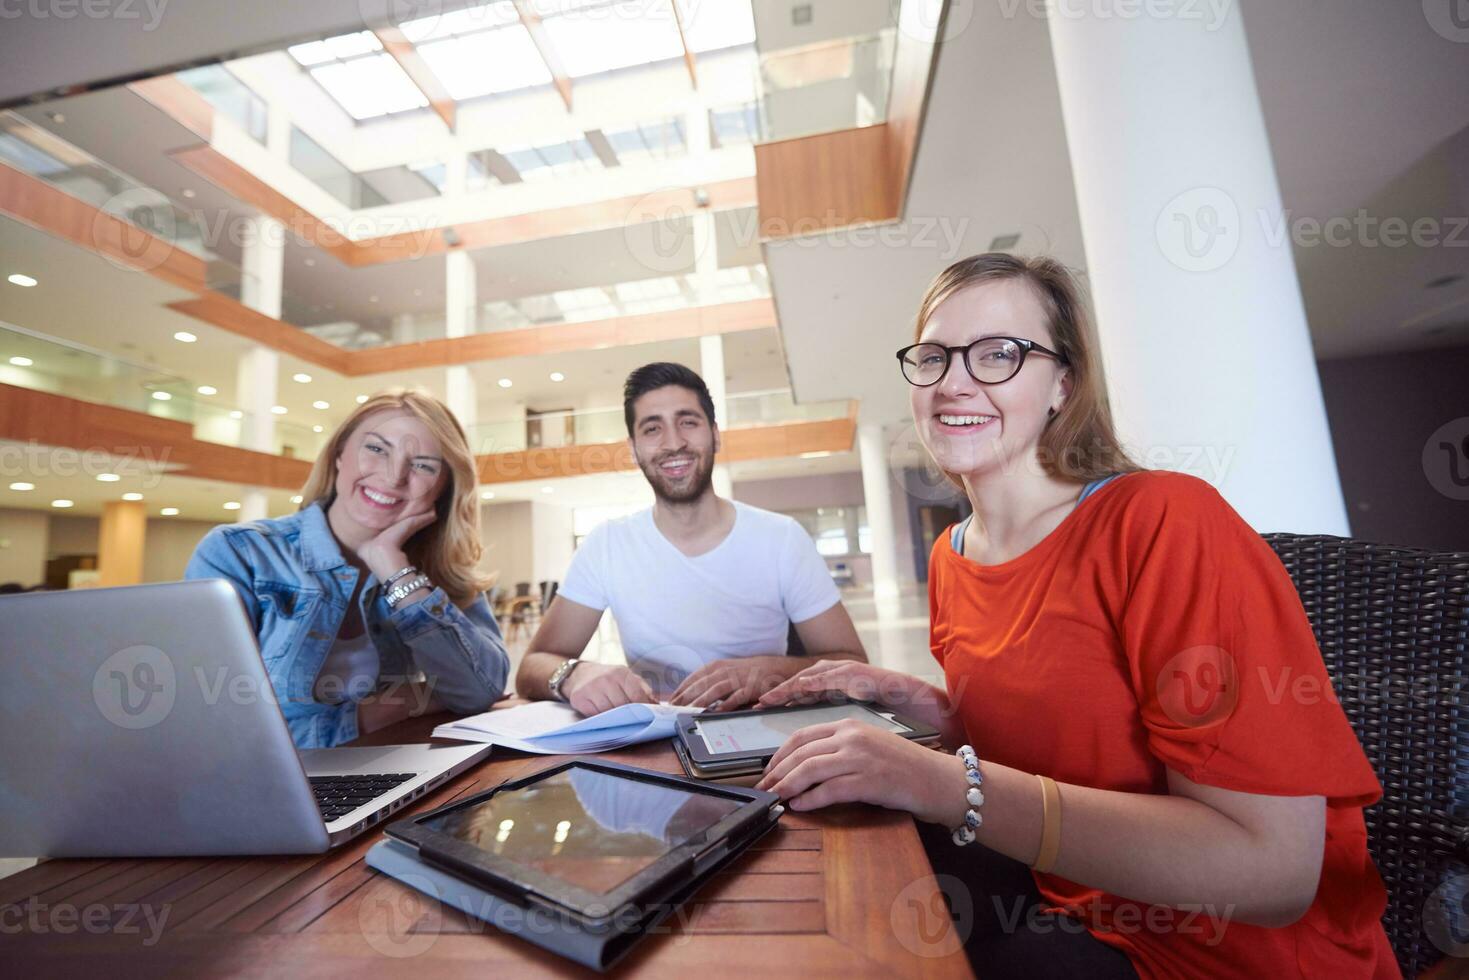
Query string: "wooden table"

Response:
xmin=1 ymin=713 xmax=974 ymax=978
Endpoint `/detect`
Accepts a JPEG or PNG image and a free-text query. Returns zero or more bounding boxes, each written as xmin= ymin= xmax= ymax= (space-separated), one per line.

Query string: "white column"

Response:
xmin=444 ymin=250 xmax=478 ymax=444
xmin=700 ymin=333 xmax=734 ymax=499
xmin=858 ymin=419 xmax=901 ymax=609
xmin=1046 ymin=6 xmax=1348 ymax=534
xmin=237 ymin=215 xmax=285 ymax=522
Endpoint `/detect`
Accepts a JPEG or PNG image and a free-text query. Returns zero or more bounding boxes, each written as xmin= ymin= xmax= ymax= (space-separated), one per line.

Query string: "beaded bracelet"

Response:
xmin=950 ymin=744 xmax=985 ymax=846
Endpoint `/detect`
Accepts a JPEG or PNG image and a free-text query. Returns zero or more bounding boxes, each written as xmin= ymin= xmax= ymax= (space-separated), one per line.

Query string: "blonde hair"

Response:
xmin=299 ymin=387 xmax=494 ymax=607
xmin=913 ymin=253 xmax=1138 ymax=484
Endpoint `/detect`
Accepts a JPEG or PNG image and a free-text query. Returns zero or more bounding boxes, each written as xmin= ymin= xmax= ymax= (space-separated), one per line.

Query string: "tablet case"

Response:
xmin=366 ymin=810 xmax=779 ymax=972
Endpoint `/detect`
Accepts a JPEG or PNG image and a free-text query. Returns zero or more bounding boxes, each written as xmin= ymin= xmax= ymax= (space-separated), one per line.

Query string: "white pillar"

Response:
xmin=237 ymin=215 xmax=284 ymax=522
xmin=700 ymin=333 xmax=733 ymax=499
xmin=1046 ymin=7 xmax=1348 ymax=535
xmin=444 ymin=250 xmax=478 ymax=444
xmin=858 ymin=419 xmax=901 ymax=608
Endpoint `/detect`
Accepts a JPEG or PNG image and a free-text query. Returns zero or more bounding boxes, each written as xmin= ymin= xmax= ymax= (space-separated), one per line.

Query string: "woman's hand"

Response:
xmin=755 ymin=720 xmax=969 ymax=826
xmin=358 ymin=508 xmax=437 ymax=583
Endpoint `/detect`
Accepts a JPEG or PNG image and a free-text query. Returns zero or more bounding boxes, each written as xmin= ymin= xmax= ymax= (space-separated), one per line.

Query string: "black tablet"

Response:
xmin=674 ymin=698 xmax=941 ymax=772
xmin=383 ymin=759 xmax=781 ymax=927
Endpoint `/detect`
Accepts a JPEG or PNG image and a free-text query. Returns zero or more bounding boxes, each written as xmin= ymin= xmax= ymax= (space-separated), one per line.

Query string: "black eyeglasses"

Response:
xmin=895 ymin=337 xmax=1069 ymax=387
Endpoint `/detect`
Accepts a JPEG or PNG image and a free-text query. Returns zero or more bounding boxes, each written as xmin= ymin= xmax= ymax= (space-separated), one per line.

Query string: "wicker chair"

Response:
xmin=1262 ymin=533 xmax=1469 ymax=977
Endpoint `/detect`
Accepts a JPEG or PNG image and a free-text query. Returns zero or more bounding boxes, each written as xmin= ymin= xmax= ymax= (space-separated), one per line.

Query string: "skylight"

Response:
xmin=605 ymin=117 xmax=687 ymax=163
xmin=311 ymin=56 xmax=429 ymax=120
xmin=400 ymin=0 xmax=521 ymax=43
xmin=417 ymin=27 xmax=553 ymax=99
xmin=541 ymin=0 xmax=685 ymax=78
xmin=678 ymin=0 xmax=757 ymax=53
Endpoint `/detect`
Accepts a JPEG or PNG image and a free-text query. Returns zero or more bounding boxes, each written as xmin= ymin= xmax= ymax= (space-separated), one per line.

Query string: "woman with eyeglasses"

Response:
xmin=756 ymin=255 xmax=1394 ymax=978
xmin=187 ymin=387 xmax=509 ymax=749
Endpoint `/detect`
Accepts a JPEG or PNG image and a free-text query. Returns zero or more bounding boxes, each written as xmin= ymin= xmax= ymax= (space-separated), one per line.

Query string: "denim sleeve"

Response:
xmin=387 ymin=588 xmax=510 ymax=715
xmin=184 ymin=527 xmax=260 ymax=631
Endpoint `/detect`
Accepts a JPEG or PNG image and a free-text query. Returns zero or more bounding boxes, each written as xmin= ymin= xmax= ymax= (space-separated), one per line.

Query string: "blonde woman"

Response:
xmin=756 ymin=255 xmax=1393 ymax=978
xmin=187 ymin=387 xmax=509 ymax=749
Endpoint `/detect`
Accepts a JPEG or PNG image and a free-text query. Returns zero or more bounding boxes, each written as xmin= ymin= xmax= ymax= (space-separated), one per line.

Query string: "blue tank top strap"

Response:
xmin=949 ymin=515 xmax=972 ymax=553
xmin=1078 ymin=473 xmax=1124 ymax=503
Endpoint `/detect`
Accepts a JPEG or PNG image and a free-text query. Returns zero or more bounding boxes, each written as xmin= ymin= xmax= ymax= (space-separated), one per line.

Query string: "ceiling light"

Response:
xmin=550 ymin=372 xmax=565 ymax=382
xmin=290 ymin=495 xmax=304 ymax=504
xmin=7 ymin=273 xmax=38 ymax=288
xmin=313 ymin=400 xmax=330 ymax=410
xmin=197 ymin=385 xmax=217 ymax=396
xmin=368 ymin=295 xmax=379 ymax=304
xmin=356 ymin=394 xmax=369 ymax=404
xmin=51 ymin=499 xmax=74 ymax=509
xmin=9 ymin=356 xmax=33 ymax=367
xmin=480 ymin=491 xmax=496 ymax=501
xmin=229 ymin=410 xmax=243 ymax=419
xmin=271 ymin=405 xmax=288 ymax=415
xmin=46 ymin=111 xmax=65 ymax=124
xmin=181 ymin=188 xmax=196 ymax=199
xmin=96 ymin=473 xmax=121 ymax=483
xmin=9 ymin=482 xmax=35 ymax=491
xmin=498 ymin=378 xmax=513 ymax=388
xmin=173 ymin=331 xmax=198 ymax=343
xmin=540 ymin=486 xmax=554 ymax=494
xmin=304 ymin=258 xmax=316 ymax=267
xmin=312 ymin=425 xmax=324 ymax=433
xmin=122 ymin=492 xmax=144 ymax=501
xmin=152 ymin=391 xmax=172 ymax=401
xmin=293 ymin=373 xmax=312 ymax=384
xmin=223 ymin=501 xmax=242 ymax=511
xmin=160 ymin=507 xmax=180 ymax=516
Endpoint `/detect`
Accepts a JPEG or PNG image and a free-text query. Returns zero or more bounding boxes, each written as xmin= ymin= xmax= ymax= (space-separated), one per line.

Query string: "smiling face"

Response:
xmin=910 ymin=278 xmax=1071 ymax=481
xmin=629 ymin=385 xmax=719 ymax=504
xmin=332 ymin=409 xmax=448 ymax=534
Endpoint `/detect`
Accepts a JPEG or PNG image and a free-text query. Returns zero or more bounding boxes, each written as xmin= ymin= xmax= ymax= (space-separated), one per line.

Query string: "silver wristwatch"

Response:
xmin=547 ymin=659 xmax=583 ymax=703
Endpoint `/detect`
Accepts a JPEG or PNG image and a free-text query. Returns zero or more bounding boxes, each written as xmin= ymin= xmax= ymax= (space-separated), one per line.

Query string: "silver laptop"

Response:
xmin=0 ymin=579 xmax=492 ymax=857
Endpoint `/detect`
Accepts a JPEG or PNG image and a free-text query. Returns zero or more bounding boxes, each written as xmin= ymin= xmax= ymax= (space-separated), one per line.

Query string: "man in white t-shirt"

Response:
xmin=515 ymin=363 xmax=868 ymax=715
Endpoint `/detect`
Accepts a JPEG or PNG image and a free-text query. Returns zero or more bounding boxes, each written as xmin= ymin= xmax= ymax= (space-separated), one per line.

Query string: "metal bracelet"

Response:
xmin=385 ymin=575 xmax=431 ymax=609
xmin=382 ymin=565 xmax=418 ymax=589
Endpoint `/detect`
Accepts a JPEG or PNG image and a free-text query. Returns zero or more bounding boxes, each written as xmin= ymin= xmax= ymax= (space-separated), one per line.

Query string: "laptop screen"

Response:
xmin=420 ymin=764 xmax=743 ymax=894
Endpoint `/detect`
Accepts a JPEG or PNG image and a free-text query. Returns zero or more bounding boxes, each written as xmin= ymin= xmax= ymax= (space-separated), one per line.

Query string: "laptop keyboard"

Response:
xmin=309 ymin=773 xmax=416 ymax=822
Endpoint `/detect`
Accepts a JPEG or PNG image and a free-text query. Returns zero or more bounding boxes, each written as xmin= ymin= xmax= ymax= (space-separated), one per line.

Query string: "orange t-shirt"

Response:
xmin=928 ymin=471 xmax=1398 ymax=979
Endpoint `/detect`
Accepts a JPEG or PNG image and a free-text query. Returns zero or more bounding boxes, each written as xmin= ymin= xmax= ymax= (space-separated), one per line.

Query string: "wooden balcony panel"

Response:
xmin=754 ymin=126 xmax=899 ymax=240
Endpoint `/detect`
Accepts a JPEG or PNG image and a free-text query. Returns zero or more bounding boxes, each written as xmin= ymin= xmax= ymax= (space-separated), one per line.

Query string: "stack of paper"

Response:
xmin=433 ymin=701 xmax=703 ymax=754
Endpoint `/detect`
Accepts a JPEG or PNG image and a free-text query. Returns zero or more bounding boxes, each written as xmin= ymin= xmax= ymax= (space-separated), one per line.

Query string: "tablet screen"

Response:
xmin=696 ymin=703 xmax=909 ymax=755
xmin=420 ymin=765 xmax=743 ymax=894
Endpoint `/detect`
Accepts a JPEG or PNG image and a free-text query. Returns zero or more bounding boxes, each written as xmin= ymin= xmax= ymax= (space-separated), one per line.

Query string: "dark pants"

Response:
xmin=917 ymin=822 xmax=1140 ymax=980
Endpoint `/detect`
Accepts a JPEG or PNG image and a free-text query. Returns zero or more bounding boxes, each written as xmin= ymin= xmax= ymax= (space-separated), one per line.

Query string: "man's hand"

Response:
xmin=561 ymin=662 xmax=656 ymax=716
xmin=669 ymin=655 xmax=802 ymax=712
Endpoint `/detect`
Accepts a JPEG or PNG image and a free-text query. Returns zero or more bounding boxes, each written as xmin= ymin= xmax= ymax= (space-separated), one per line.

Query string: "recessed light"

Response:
xmin=160 ymin=507 xmax=180 ymax=516
xmin=290 ymin=495 xmax=303 ymax=504
xmin=356 ymin=394 xmax=369 ymax=404
xmin=368 ymin=296 xmax=379 ymax=304
xmin=312 ymin=400 xmax=330 ymax=410
xmin=9 ymin=482 xmax=35 ymax=491
xmin=480 ymin=491 xmax=496 ymax=501
xmin=7 ymin=273 xmax=37 ymax=288
xmin=312 ymin=425 xmax=324 ymax=433
xmin=9 ymin=356 xmax=33 ymax=367
xmin=228 ymin=410 xmax=243 ymax=419
xmin=271 ymin=405 xmax=288 ymax=415
xmin=122 ymin=492 xmax=144 ymax=501
xmin=96 ymin=473 xmax=121 ymax=483
xmin=498 ymin=378 xmax=513 ymax=389
xmin=51 ymin=499 xmax=74 ymax=509
xmin=45 ymin=111 xmax=64 ymax=124
xmin=223 ymin=501 xmax=242 ymax=511
xmin=550 ymin=372 xmax=565 ymax=382
xmin=173 ymin=331 xmax=197 ymax=343
xmin=540 ymin=486 xmax=554 ymax=494
xmin=293 ymin=373 xmax=312 ymax=384
xmin=181 ymin=188 xmax=196 ymax=199
xmin=304 ymin=258 xmax=316 ymax=268
xmin=197 ymin=385 xmax=217 ymax=396
xmin=152 ymin=391 xmax=172 ymax=401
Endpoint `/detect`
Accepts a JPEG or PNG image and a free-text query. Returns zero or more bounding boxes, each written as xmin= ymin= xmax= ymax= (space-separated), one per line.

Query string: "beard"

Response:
xmin=638 ymin=447 xmax=716 ymax=504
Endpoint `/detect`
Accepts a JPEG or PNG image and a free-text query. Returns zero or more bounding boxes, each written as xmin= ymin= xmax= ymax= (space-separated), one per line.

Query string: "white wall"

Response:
xmin=0 ymin=509 xmax=48 ymax=586
xmin=142 ymin=519 xmax=219 ymax=583
xmin=480 ymin=501 xmax=534 ymax=593
xmin=531 ymin=502 xmax=576 ymax=587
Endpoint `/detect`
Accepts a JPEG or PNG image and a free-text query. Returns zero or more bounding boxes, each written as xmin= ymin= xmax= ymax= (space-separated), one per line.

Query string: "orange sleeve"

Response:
xmin=1116 ymin=474 xmax=1381 ymax=807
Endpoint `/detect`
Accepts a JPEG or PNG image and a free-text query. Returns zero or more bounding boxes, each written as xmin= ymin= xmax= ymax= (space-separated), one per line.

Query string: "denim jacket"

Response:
xmin=185 ymin=502 xmax=509 ymax=748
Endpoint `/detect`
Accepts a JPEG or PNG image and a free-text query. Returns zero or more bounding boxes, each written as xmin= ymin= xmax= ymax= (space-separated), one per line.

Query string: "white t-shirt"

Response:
xmin=557 ymin=502 xmax=841 ymax=695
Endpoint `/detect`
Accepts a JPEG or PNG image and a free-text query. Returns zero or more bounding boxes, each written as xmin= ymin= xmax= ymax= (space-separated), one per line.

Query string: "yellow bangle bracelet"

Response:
xmin=1032 ymin=774 xmax=1062 ymax=873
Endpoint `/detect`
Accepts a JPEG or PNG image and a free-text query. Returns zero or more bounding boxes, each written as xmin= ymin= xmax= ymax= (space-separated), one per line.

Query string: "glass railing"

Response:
xmin=466 ymin=388 xmax=850 ymax=456
xmin=0 ymin=322 xmax=327 ymax=461
xmin=755 ymin=29 xmax=898 ymax=142
xmin=0 ymin=111 xmax=216 ymax=260
xmin=176 ymin=65 xmax=268 ymax=144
